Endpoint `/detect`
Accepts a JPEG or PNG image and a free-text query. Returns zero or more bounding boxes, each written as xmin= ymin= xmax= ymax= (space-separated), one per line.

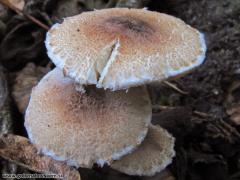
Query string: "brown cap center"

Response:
xmin=103 ymin=16 xmax=154 ymax=39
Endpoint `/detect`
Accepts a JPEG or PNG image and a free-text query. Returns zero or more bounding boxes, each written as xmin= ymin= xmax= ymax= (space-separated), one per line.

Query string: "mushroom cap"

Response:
xmin=45 ymin=8 xmax=206 ymax=91
xmin=111 ymin=124 xmax=175 ymax=176
xmin=24 ymin=68 xmax=152 ymax=168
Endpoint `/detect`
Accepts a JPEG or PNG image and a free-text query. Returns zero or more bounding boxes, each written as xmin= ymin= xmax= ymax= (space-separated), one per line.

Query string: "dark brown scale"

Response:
xmin=105 ymin=16 xmax=154 ymax=36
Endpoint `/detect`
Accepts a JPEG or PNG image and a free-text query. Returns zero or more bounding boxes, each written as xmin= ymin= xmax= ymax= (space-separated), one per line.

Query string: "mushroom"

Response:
xmin=24 ymin=7 xmax=207 ymax=177
xmin=24 ymin=68 xmax=152 ymax=168
xmin=111 ymin=124 xmax=175 ymax=176
xmin=45 ymin=8 xmax=206 ymax=91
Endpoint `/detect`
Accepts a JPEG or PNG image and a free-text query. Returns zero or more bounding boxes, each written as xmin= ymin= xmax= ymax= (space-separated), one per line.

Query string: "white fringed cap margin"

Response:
xmin=111 ymin=124 xmax=175 ymax=176
xmin=45 ymin=8 xmax=206 ymax=91
xmin=24 ymin=68 xmax=152 ymax=168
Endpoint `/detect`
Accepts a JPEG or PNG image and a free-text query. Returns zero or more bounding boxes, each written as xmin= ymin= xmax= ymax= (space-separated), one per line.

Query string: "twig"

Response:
xmin=152 ymin=105 xmax=215 ymax=118
xmin=163 ymin=81 xmax=189 ymax=95
xmin=193 ymin=110 xmax=215 ymax=118
xmin=152 ymin=105 xmax=175 ymax=111
xmin=0 ymin=0 xmax=49 ymax=30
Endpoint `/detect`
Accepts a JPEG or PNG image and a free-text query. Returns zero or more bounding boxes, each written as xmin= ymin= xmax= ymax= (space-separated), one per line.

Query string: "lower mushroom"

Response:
xmin=111 ymin=124 xmax=175 ymax=176
xmin=24 ymin=68 xmax=152 ymax=168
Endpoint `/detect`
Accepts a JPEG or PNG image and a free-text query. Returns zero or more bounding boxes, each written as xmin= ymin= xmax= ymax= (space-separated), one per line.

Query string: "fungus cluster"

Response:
xmin=25 ymin=8 xmax=206 ymax=177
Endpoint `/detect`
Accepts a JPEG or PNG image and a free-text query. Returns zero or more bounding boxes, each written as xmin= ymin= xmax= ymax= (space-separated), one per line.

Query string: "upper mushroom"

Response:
xmin=45 ymin=8 xmax=206 ymax=91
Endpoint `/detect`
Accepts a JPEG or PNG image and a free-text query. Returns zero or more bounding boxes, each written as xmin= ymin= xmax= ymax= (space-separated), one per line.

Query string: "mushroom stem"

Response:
xmin=74 ymin=83 xmax=86 ymax=93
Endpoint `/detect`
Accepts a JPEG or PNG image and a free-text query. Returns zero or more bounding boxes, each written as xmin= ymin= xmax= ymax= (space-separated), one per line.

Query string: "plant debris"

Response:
xmin=12 ymin=63 xmax=50 ymax=113
xmin=0 ymin=16 xmax=48 ymax=70
xmin=0 ymin=65 xmax=13 ymax=134
xmin=0 ymin=65 xmax=19 ymax=179
xmin=152 ymin=106 xmax=240 ymax=180
xmin=8 ymin=0 xmax=25 ymax=11
xmin=0 ymin=134 xmax=81 ymax=180
xmin=225 ymin=80 xmax=240 ymax=125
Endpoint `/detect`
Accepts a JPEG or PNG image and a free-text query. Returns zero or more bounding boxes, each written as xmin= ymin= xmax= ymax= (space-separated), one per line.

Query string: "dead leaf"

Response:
xmin=0 ymin=16 xmax=48 ymax=70
xmin=9 ymin=0 xmax=25 ymax=10
xmin=141 ymin=169 xmax=175 ymax=180
xmin=0 ymin=65 xmax=18 ymax=178
xmin=0 ymin=3 xmax=11 ymax=21
xmin=0 ymin=65 xmax=14 ymax=135
xmin=12 ymin=63 xmax=50 ymax=113
xmin=24 ymin=0 xmax=88 ymax=23
xmin=116 ymin=0 xmax=150 ymax=8
xmin=0 ymin=134 xmax=81 ymax=180
xmin=225 ymin=81 xmax=240 ymax=125
xmin=0 ymin=65 xmax=8 ymax=108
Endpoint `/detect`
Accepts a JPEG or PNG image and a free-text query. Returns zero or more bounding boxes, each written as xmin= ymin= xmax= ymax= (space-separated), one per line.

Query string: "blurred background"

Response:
xmin=0 ymin=0 xmax=240 ymax=180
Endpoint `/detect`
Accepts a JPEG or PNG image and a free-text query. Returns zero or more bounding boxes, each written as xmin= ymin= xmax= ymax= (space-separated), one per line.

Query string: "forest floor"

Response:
xmin=0 ymin=0 xmax=239 ymax=180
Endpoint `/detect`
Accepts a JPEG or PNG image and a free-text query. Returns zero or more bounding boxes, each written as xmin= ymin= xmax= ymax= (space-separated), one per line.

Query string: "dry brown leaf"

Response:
xmin=0 ymin=134 xmax=81 ymax=180
xmin=12 ymin=63 xmax=50 ymax=113
xmin=142 ymin=169 xmax=175 ymax=180
xmin=0 ymin=65 xmax=13 ymax=135
xmin=225 ymin=81 xmax=240 ymax=125
xmin=0 ymin=65 xmax=18 ymax=177
xmin=8 ymin=0 xmax=24 ymax=10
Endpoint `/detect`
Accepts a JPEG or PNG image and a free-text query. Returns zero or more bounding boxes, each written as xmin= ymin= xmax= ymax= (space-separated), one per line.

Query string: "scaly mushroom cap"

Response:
xmin=46 ymin=8 xmax=206 ymax=91
xmin=111 ymin=124 xmax=175 ymax=176
xmin=24 ymin=68 xmax=152 ymax=168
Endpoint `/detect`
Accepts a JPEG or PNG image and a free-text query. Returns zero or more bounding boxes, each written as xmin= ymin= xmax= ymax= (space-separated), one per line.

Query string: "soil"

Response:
xmin=0 ymin=0 xmax=240 ymax=180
